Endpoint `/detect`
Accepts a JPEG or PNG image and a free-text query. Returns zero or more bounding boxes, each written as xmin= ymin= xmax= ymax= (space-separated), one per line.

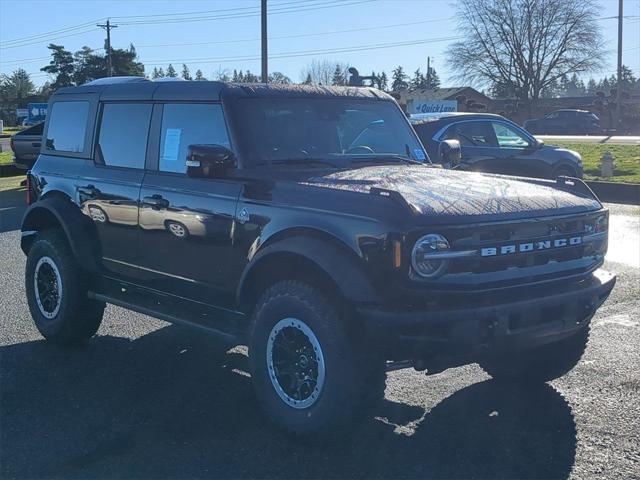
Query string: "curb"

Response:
xmin=586 ymin=181 xmax=640 ymax=206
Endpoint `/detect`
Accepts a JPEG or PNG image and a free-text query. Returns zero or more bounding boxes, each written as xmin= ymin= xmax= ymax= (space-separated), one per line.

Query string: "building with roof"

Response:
xmin=395 ymin=87 xmax=491 ymax=114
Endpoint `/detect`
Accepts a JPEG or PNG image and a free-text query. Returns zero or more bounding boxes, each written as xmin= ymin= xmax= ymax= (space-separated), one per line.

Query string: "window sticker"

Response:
xmin=162 ymin=128 xmax=182 ymax=162
xmin=413 ymin=148 xmax=426 ymax=161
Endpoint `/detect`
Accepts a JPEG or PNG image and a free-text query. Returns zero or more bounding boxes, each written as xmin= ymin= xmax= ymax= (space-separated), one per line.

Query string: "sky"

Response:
xmin=1 ymin=0 xmax=639 ymax=88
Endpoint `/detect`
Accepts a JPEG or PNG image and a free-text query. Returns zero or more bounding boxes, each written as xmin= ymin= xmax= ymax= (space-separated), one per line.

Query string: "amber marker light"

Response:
xmin=393 ymin=240 xmax=402 ymax=269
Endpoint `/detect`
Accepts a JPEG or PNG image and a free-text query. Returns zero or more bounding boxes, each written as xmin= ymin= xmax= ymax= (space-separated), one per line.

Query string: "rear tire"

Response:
xmin=248 ymin=280 xmax=384 ymax=436
xmin=479 ymin=326 xmax=590 ymax=383
xmin=25 ymin=230 xmax=105 ymax=345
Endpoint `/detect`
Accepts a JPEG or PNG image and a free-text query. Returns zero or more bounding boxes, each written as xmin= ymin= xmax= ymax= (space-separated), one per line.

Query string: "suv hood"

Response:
xmin=305 ymin=165 xmax=601 ymax=221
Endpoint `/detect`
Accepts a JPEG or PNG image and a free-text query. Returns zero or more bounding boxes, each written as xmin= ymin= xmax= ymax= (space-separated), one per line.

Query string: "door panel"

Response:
xmin=77 ymin=102 xmax=152 ymax=280
xmin=138 ymin=174 xmax=241 ymax=305
xmin=76 ymin=164 xmax=144 ymax=278
xmin=137 ymin=101 xmax=240 ymax=306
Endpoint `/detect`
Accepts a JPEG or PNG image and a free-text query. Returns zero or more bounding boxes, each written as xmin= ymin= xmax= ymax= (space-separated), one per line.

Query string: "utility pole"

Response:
xmin=426 ymin=57 xmax=431 ymax=89
xmin=615 ymin=0 xmax=623 ymax=131
xmin=261 ymin=0 xmax=268 ymax=83
xmin=97 ymin=19 xmax=118 ymax=77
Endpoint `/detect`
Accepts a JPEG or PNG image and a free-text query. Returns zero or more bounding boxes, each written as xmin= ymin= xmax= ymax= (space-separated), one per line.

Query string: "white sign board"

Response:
xmin=16 ymin=108 xmax=29 ymax=118
xmin=410 ymin=100 xmax=457 ymax=114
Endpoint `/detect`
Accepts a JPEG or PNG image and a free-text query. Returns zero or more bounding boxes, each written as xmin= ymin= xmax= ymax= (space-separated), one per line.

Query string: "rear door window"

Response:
xmin=159 ymin=103 xmax=231 ymax=174
xmin=97 ymin=103 xmax=152 ymax=169
xmin=45 ymin=101 xmax=89 ymax=153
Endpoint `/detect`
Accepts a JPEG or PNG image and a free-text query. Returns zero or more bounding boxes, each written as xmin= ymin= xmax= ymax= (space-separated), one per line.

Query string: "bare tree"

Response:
xmin=447 ymin=0 xmax=604 ymax=107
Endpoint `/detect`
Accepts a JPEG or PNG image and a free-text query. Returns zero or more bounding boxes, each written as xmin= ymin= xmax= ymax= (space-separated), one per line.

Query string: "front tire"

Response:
xmin=25 ymin=230 xmax=105 ymax=345
xmin=248 ymin=280 xmax=383 ymax=436
xmin=480 ymin=326 xmax=590 ymax=383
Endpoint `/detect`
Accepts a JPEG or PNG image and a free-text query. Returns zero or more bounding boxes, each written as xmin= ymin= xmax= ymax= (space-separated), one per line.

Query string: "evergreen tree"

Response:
xmin=232 ymin=69 xmax=239 ymax=82
xmin=0 ymin=69 xmax=35 ymax=104
xmin=157 ymin=67 xmax=165 ymax=78
xmin=379 ymin=71 xmax=388 ymax=90
xmin=152 ymin=67 xmax=162 ymax=79
xmin=410 ymin=68 xmax=427 ymax=89
xmin=181 ymin=64 xmax=192 ymax=80
xmin=303 ymin=73 xmax=312 ymax=85
xmin=586 ymin=78 xmax=598 ymax=96
xmin=369 ymin=71 xmax=378 ymax=88
xmin=391 ymin=66 xmax=408 ymax=92
xmin=244 ymin=70 xmax=259 ymax=82
xmin=426 ymin=67 xmax=440 ymax=89
xmin=41 ymin=44 xmax=75 ymax=89
xmin=166 ymin=64 xmax=177 ymax=77
xmin=332 ymin=64 xmax=345 ymax=86
xmin=195 ymin=69 xmax=206 ymax=81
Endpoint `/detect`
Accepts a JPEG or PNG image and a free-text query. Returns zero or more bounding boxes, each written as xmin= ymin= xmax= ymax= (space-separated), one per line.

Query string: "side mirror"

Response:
xmin=438 ymin=139 xmax=461 ymax=168
xmin=534 ymin=139 xmax=545 ymax=149
xmin=186 ymin=144 xmax=236 ymax=178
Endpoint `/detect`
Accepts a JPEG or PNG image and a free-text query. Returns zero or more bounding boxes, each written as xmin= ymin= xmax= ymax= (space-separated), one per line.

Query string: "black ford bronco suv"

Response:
xmin=22 ymin=77 xmax=615 ymax=435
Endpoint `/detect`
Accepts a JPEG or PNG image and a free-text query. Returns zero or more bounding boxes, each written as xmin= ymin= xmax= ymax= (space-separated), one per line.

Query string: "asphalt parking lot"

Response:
xmin=0 ymin=195 xmax=638 ymax=479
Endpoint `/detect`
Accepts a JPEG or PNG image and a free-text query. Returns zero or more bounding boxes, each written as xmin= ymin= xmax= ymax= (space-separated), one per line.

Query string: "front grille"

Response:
xmin=440 ymin=212 xmax=606 ymax=276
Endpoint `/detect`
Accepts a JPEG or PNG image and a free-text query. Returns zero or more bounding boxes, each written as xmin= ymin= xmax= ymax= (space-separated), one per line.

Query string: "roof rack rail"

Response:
xmin=84 ymin=76 xmax=150 ymax=86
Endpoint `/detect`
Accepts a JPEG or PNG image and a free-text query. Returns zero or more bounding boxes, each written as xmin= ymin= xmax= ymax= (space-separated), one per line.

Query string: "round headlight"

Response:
xmin=411 ymin=234 xmax=450 ymax=278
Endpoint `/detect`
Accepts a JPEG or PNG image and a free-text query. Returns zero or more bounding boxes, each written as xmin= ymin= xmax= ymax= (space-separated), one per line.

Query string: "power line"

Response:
xmin=0 ymin=16 xmax=454 ymax=66
xmin=141 ymin=35 xmax=463 ymax=66
xmin=133 ymin=17 xmax=455 ymax=49
xmin=0 ymin=0 xmax=374 ymax=49
xmin=0 ymin=27 xmax=101 ymax=50
xmin=0 ymin=19 xmax=103 ymax=47
xmin=116 ymin=0 xmax=376 ymax=26
xmin=111 ymin=0 xmax=319 ymax=20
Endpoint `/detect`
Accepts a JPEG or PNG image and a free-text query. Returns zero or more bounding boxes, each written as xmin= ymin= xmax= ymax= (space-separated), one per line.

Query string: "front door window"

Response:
xmin=491 ymin=122 xmax=531 ymax=148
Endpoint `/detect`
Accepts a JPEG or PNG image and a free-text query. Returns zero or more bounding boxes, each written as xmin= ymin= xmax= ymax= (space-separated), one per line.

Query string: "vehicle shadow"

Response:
xmin=0 ymin=177 xmax=27 ymax=233
xmin=0 ymin=325 xmax=576 ymax=479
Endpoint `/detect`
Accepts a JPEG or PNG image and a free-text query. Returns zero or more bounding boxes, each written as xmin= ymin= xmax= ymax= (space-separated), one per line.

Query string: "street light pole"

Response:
xmin=616 ymin=0 xmax=623 ymax=131
xmin=261 ymin=0 xmax=268 ymax=83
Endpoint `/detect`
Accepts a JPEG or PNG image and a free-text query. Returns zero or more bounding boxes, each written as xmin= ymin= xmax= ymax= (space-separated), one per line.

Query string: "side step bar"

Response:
xmin=88 ymin=291 xmax=245 ymax=343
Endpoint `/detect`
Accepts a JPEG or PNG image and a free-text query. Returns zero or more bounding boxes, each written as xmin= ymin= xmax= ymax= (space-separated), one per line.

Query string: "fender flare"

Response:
xmin=236 ymin=235 xmax=378 ymax=308
xmin=21 ymin=196 xmax=101 ymax=273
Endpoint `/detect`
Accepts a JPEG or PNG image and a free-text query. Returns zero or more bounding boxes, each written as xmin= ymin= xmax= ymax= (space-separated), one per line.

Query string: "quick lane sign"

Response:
xmin=27 ymin=103 xmax=48 ymax=123
xmin=410 ymin=100 xmax=457 ymax=114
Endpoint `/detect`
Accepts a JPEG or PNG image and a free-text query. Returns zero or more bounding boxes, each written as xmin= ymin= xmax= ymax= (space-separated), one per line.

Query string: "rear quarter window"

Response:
xmin=45 ymin=101 xmax=90 ymax=153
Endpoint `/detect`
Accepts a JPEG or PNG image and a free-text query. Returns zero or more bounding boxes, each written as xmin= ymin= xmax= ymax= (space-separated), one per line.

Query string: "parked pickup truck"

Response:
xmin=10 ymin=122 xmax=43 ymax=170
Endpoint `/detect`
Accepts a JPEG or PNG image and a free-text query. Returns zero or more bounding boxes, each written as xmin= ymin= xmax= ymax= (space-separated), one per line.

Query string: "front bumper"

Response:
xmin=358 ymin=269 xmax=616 ymax=363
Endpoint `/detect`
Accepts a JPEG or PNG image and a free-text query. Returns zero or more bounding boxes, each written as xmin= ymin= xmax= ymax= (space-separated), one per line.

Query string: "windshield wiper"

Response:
xmin=257 ymin=158 xmax=341 ymax=168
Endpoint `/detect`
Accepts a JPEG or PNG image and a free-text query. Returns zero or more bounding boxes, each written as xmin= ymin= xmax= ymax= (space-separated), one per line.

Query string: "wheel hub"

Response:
xmin=266 ymin=318 xmax=326 ymax=409
xmin=34 ymin=256 xmax=62 ymax=319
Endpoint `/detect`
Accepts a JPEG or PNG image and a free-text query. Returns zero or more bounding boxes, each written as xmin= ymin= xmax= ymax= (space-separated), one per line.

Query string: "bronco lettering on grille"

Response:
xmin=480 ymin=236 xmax=583 ymax=257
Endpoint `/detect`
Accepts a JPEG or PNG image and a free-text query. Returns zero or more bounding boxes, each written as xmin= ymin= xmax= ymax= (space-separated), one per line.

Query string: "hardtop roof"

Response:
xmin=51 ymin=77 xmax=392 ymax=102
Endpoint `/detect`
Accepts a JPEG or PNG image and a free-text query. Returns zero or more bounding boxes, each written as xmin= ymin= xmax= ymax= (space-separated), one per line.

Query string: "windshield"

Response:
xmin=234 ymin=98 xmax=428 ymax=167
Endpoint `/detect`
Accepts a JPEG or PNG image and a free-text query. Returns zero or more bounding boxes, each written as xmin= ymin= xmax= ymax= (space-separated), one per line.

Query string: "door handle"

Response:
xmin=142 ymin=195 xmax=169 ymax=209
xmin=78 ymin=185 xmax=100 ymax=196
